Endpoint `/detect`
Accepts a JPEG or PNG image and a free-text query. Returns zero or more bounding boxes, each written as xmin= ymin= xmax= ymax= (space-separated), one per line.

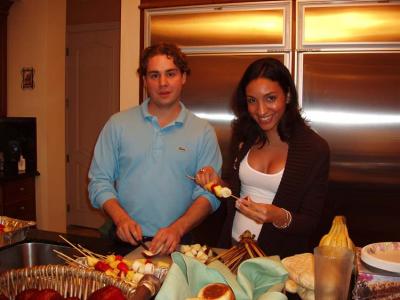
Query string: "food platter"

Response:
xmin=0 ymin=216 xmax=36 ymax=247
xmin=361 ymin=242 xmax=400 ymax=273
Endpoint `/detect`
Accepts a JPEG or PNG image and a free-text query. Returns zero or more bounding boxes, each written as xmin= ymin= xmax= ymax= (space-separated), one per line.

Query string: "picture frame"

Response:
xmin=21 ymin=67 xmax=35 ymax=90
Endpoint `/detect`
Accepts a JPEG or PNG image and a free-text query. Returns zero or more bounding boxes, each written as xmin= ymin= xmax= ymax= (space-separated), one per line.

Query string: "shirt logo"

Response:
xmin=178 ymin=146 xmax=187 ymax=152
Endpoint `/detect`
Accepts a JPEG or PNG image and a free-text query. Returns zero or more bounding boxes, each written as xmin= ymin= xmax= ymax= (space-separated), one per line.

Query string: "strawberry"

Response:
xmin=88 ymin=285 xmax=126 ymax=300
xmin=94 ymin=261 xmax=110 ymax=272
xmin=115 ymin=255 xmax=123 ymax=261
xmin=211 ymin=183 xmax=219 ymax=194
xmin=117 ymin=261 xmax=129 ymax=275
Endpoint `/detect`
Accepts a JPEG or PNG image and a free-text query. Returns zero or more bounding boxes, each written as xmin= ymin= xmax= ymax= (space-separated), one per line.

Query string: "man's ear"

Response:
xmin=143 ymin=76 xmax=147 ymax=88
xmin=182 ymin=72 xmax=187 ymax=85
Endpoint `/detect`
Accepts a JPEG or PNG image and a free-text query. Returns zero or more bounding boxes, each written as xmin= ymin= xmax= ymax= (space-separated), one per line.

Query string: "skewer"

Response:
xmin=53 ymin=249 xmax=88 ymax=268
xmin=58 ymin=235 xmax=108 ymax=259
xmin=58 ymin=235 xmax=88 ymax=257
xmin=185 ymin=174 xmax=195 ymax=180
xmin=77 ymin=245 xmax=107 ymax=259
xmin=185 ymin=174 xmax=240 ymax=200
xmin=207 ymin=230 xmax=266 ymax=273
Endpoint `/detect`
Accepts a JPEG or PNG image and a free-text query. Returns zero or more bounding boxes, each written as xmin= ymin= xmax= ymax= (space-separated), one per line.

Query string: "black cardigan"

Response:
xmin=218 ymin=124 xmax=330 ymax=258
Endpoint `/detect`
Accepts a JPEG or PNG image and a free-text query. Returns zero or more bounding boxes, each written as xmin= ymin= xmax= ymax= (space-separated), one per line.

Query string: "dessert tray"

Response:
xmin=54 ymin=236 xmax=169 ymax=288
xmin=361 ymin=242 xmax=400 ymax=273
xmin=0 ymin=216 xmax=36 ymax=247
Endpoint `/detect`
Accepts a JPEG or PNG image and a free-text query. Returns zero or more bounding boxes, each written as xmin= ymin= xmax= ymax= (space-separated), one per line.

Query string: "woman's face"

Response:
xmin=245 ymin=77 xmax=287 ymax=135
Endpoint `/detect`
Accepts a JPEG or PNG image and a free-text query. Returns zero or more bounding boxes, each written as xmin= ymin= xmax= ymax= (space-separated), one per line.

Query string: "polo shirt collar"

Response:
xmin=141 ymin=98 xmax=187 ymax=126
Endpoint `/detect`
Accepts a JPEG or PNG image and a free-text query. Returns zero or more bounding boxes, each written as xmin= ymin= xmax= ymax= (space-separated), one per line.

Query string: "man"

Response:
xmin=88 ymin=43 xmax=222 ymax=255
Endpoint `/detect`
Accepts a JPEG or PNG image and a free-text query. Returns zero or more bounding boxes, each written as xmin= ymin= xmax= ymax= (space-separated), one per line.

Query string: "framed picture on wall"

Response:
xmin=21 ymin=67 xmax=35 ymax=90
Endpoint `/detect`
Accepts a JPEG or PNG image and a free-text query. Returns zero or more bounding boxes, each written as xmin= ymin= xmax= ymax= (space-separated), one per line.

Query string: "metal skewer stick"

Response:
xmin=185 ymin=174 xmax=195 ymax=180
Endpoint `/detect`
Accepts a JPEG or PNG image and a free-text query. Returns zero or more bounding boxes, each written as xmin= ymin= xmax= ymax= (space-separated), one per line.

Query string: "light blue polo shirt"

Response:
xmin=88 ymin=99 xmax=222 ymax=236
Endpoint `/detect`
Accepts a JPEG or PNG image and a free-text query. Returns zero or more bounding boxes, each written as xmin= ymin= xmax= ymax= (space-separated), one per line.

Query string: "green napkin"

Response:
xmin=156 ymin=252 xmax=288 ymax=300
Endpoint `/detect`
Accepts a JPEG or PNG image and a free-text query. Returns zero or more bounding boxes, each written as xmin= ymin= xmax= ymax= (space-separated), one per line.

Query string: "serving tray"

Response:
xmin=0 ymin=216 xmax=35 ymax=247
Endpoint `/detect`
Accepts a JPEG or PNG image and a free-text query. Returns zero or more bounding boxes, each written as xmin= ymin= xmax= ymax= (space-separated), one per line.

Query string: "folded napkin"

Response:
xmin=156 ymin=252 xmax=288 ymax=300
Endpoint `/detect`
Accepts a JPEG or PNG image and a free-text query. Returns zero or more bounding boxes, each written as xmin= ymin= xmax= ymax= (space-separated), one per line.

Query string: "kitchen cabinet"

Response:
xmin=0 ymin=176 xmax=36 ymax=221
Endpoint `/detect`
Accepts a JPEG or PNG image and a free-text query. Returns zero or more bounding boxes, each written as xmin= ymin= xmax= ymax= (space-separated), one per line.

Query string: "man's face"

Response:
xmin=144 ymin=54 xmax=187 ymax=109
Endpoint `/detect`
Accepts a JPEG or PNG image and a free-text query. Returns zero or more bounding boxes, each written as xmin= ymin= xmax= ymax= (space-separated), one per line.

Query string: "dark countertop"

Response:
xmin=24 ymin=228 xmax=138 ymax=256
xmin=0 ymin=170 xmax=40 ymax=182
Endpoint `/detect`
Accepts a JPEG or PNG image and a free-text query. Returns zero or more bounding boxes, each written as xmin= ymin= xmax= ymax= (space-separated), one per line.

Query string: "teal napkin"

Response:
xmin=155 ymin=252 xmax=288 ymax=300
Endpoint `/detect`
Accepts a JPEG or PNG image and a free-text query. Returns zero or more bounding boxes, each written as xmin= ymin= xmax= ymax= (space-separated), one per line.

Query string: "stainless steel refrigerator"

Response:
xmin=143 ymin=0 xmax=400 ymax=246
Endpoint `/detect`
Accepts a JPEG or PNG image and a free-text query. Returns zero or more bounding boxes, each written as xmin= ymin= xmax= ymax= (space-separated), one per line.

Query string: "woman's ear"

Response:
xmin=286 ymin=92 xmax=291 ymax=104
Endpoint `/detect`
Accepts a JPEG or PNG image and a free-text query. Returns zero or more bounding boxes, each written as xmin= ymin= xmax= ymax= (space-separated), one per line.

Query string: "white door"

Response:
xmin=66 ymin=23 xmax=120 ymax=228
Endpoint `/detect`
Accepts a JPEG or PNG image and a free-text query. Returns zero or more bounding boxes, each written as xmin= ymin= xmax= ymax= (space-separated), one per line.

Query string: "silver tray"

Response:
xmin=0 ymin=216 xmax=35 ymax=247
xmin=0 ymin=264 xmax=136 ymax=299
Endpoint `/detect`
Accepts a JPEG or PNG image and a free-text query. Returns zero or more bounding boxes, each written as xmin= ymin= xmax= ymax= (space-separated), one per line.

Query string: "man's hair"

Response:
xmin=137 ymin=43 xmax=191 ymax=76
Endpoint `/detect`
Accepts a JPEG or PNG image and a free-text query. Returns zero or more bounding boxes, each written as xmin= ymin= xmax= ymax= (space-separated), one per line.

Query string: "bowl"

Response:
xmin=0 ymin=241 xmax=77 ymax=272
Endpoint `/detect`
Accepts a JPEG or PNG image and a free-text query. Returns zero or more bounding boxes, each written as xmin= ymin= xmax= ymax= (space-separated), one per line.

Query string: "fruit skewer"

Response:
xmin=185 ymin=174 xmax=240 ymax=200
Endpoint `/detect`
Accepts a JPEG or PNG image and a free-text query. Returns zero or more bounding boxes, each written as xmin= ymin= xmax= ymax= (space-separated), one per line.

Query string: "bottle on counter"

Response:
xmin=18 ymin=154 xmax=26 ymax=173
xmin=132 ymin=274 xmax=161 ymax=300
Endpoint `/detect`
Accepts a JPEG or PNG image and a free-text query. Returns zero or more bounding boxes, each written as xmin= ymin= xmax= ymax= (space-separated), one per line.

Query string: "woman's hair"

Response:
xmin=231 ymin=57 xmax=307 ymax=148
xmin=137 ymin=42 xmax=191 ymax=76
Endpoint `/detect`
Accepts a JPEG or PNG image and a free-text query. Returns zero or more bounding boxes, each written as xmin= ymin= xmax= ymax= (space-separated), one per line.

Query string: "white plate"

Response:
xmin=361 ymin=242 xmax=400 ymax=273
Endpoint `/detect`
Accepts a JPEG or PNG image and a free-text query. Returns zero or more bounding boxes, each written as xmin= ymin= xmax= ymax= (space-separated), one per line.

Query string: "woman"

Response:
xmin=196 ymin=57 xmax=330 ymax=258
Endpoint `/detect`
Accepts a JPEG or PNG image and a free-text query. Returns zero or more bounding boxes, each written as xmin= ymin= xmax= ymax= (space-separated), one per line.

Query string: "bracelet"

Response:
xmin=273 ymin=208 xmax=292 ymax=229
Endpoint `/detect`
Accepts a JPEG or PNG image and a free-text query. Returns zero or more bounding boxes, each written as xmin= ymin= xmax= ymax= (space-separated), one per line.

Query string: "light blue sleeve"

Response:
xmin=192 ymin=122 xmax=222 ymax=212
xmin=88 ymin=118 xmax=120 ymax=209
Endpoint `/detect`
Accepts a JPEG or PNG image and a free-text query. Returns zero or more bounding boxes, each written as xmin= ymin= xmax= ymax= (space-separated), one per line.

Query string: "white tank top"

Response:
xmin=232 ymin=150 xmax=284 ymax=241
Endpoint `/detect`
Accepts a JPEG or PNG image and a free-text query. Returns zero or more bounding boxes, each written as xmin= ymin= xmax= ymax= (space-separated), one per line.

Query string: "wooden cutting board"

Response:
xmin=123 ymin=244 xmax=225 ymax=265
xmin=123 ymin=244 xmax=172 ymax=266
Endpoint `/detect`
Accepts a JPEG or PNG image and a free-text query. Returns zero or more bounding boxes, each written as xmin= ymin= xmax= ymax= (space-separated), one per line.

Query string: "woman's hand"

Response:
xmin=195 ymin=166 xmax=221 ymax=187
xmin=235 ymin=196 xmax=286 ymax=225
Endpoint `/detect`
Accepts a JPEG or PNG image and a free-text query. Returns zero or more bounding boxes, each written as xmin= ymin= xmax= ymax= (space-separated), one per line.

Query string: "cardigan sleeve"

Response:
xmin=287 ymin=139 xmax=330 ymax=235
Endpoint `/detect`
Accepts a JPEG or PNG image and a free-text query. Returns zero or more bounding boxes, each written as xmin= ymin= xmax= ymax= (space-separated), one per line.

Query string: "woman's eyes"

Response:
xmin=246 ymin=97 xmax=256 ymax=104
xmin=246 ymin=95 xmax=277 ymax=104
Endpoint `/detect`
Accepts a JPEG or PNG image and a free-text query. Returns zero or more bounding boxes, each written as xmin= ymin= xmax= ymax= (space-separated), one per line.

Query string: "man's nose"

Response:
xmin=159 ymin=74 xmax=168 ymax=86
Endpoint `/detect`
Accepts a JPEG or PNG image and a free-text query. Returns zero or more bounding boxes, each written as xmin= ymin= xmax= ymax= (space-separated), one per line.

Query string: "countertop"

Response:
xmin=0 ymin=170 xmax=40 ymax=182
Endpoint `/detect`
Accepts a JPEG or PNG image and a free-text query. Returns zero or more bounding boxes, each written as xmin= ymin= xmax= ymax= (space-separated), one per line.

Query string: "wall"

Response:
xmin=67 ymin=0 xmax=121 ymax=25
xmin=7 ymin=0 xmax=140 ymax=232
xmin=120 ymin=0 xmax=140 ymax=110
xmin=7 ymin=0 xmax=67 ymax=232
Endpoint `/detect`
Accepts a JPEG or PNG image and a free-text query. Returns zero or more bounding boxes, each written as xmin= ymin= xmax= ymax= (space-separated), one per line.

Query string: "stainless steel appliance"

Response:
xmin=142 ymin=0 xmax=400 ymax=246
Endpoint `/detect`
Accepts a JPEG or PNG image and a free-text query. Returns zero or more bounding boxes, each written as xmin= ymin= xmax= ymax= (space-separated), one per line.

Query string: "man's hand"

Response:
xmin=149 ymin=225 xmax=182 ymax=255
xmin=114 ymin=215 xmax=143 ymax=246
xmin=103 ymin=198 xmax=144 ymax=246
